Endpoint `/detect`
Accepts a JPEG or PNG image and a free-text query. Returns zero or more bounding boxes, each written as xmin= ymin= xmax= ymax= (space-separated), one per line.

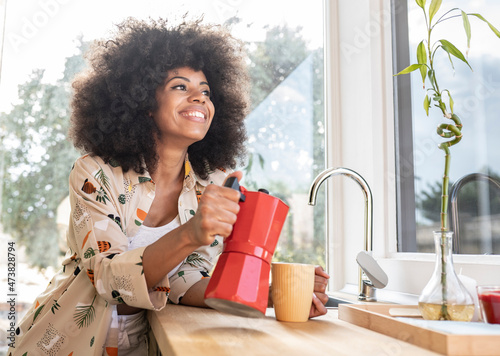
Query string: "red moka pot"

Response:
xmin=204 ymin=178 xmax=289 ymax=318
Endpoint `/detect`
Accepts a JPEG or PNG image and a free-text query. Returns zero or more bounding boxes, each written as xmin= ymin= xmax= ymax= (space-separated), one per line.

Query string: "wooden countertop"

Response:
xmin=148 ymin=304 xmax=440 ymax=356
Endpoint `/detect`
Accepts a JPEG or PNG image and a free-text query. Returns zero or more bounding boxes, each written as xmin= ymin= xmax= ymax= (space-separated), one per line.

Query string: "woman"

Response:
xmin=9 ymin=18 xmax=328 ymax=356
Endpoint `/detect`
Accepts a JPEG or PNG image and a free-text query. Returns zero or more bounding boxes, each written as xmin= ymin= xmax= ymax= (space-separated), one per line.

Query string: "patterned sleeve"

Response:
xmin=69 ymin=156 xmax=168 ymax=310
xmin=168 ymin=237 xmax=223 ymax=304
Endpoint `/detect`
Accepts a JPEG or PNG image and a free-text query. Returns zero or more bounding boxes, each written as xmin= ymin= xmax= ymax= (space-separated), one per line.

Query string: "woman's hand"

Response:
xmin=143 ymin=172 xmax=243 ymax=289
xmin=186 ymin=171 xmax=243 ymax=247
xmin=309 ymin=265 xmax=329 ymax=318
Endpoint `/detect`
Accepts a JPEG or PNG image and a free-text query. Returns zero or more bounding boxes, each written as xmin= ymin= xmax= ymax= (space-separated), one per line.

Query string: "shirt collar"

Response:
xmin=125 ymin=155 xmax=210 ymax=188
xmin=184 ymin=155 xmax=212 ymax=189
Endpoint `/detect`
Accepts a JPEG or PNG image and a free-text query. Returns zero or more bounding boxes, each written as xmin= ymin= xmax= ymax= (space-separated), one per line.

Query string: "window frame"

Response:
xmin=324 ymin=0 xmax=500 ymax=300
xmin=391 ymin=0 xmax=417 ymax=253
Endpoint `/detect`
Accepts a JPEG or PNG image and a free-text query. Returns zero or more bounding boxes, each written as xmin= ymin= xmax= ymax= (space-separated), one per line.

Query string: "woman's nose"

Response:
xmin=189 ymin=91 xmax=206 ymax=103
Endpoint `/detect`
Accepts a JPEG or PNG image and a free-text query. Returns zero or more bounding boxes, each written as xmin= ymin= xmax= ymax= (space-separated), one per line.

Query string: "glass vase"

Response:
xmin=418 ymin=231 xmax=475 ymax=321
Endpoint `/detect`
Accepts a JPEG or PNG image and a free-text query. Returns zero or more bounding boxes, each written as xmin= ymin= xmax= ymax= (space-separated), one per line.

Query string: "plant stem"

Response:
xmin=439 ymin=144 xmax=450 ymax=231
xmin=425 ymin=4 xmax=455 ymax=320
xmin=439 ymin=228 xmax=451 ymax=319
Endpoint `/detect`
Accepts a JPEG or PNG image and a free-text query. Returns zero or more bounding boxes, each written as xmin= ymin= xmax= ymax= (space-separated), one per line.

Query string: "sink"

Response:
xmin=325 ymin=296 xmax=354 ymax=308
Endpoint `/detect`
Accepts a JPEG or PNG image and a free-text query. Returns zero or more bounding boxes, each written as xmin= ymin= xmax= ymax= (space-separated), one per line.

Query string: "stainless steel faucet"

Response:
xmin=448 ymin=172 xmax=500 ymax=254
xmin=308 ymin=167 xmax=386 ymax=301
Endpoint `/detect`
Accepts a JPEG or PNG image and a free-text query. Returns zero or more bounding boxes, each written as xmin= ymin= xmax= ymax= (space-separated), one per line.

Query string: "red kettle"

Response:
xmin=204 ymin=177 xmax=289 ymax=317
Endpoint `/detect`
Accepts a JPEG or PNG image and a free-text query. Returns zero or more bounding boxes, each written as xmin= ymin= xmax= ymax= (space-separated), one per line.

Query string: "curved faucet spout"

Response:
xmin=449 ymin=172 xmax=500 ymax=253
xmin=308 ymin=167 xmax=373 ymax=252
xmin=309 ymin=167 xmax=379 ymax=301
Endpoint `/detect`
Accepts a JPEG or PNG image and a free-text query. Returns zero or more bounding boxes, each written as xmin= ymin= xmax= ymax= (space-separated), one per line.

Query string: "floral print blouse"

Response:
xmin=8 ymin=154 xmax=227 ymax=356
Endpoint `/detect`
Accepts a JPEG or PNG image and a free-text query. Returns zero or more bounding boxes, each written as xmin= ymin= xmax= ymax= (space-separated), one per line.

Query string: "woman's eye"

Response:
xmin=172 ymin=84 xmax=187 ymax=90
xmin=202 ymin=89 xmax=211 ymax=96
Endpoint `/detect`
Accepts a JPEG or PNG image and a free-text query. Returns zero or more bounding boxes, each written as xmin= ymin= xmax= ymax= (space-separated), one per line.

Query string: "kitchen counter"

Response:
xmin=148 ymin=304 xmax=440 ymax=355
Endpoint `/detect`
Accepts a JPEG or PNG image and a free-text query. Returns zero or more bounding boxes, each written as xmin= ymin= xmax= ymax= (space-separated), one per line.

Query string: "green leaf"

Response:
xmin=109 ymin=158 xmax=120 ymax=167
xmin=415 ymin=0 xmax=425 ymax=9
xmin=428 ymin=69 xmax=436 ymax=87
xmin=257 ymin=153 xmax=265 ymax=169
xmin=468 ymin=13 xmax=500 ymax=38
xmin=394 ymin=63 xmax=426 ymax=76
xmin=429 ymin=0 xmax=442 ymax=24
xmin=246 ymin=154 xmax=253 ymax=172
xmin=461 ymin=11 xmax=471 ymax=52
xmin=51 ymin=300 xmax=61 ymax=314
xmin=94 ymin=169 xmax=111 ymax=191
xmin=138 ymin=176 xmax=152 ymax=183
xmin=33 ymin=304 xmax=45 ymax=322
xmin=73 ymin=295 xmax=96 ymax=328
xmin=136 ymin=255 xmax=143 ymax=275
xmin=449 ymin=92 xmax=454 ymax=113
xmin=424 ymin=95 xmax=431 ymax=116
xmin=438 ymin=39 xmax=472 ymax=70
xmin=442 ymin=48 xmax=455 ymax=71
xmin=416 ymin=41 xmax=428 ymax=86
xmin=84 ymin=247 xmax=96 ymax=259
xmin=416 ymin=41 xmax=427 ymax=65
xmin=186 ymin=252 xmax=205 ymax=267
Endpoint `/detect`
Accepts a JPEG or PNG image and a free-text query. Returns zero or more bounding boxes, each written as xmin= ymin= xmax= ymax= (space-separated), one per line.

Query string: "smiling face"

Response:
xmin=152 ymin=67 xmax=215 ymax=148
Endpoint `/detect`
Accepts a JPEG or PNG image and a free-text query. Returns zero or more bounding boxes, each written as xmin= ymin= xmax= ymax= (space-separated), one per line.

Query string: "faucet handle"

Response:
xmin=356 ymin=251 xmax=388 ymax=289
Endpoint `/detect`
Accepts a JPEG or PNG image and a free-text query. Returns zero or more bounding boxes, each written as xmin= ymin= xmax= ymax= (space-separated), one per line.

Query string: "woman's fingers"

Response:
xmin=313 ymin=266 xmax=330 ymax=306
xmin=314 ymin=280 xmax=327 ymax=294
xmin=190 ymin=172 xmax=244 ymax=245
xmin=202 ymin=183 xmax=241 ymax=215
xmin=313 ymin=267 xmax=329 ymax=292
xmin=309 ymin=293 xmax=328 ymax=318
xmin=314 ymin=265 xmax=330 ymax=279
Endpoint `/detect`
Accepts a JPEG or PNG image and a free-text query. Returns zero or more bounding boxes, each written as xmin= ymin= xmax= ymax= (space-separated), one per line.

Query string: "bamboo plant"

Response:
xmin=395 ymin=0 xmax=500 ymax=320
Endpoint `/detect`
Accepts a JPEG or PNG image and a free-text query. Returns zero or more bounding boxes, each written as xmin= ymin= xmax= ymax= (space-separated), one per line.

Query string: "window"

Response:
xmin=395 ymin=0 xmax=500 ymax=255
xmin=0 ymin=0 xmax=325 ymax=305
xmin=327 ymin=1 xmax=500 ymax=299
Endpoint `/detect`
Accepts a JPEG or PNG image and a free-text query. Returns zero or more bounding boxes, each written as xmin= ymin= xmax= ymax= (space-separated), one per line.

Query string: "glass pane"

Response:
xmin=242 ymin=27 xmax=325 ymax=266
xmin=406 ymin=0 xmax=500 ymax=253
xmin=0 ymin=0 xmax=325 ymax=306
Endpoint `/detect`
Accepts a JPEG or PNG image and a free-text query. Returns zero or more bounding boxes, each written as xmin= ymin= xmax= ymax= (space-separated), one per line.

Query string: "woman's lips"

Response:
xmin=180 ymin=110 xmax=207 ymax=122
